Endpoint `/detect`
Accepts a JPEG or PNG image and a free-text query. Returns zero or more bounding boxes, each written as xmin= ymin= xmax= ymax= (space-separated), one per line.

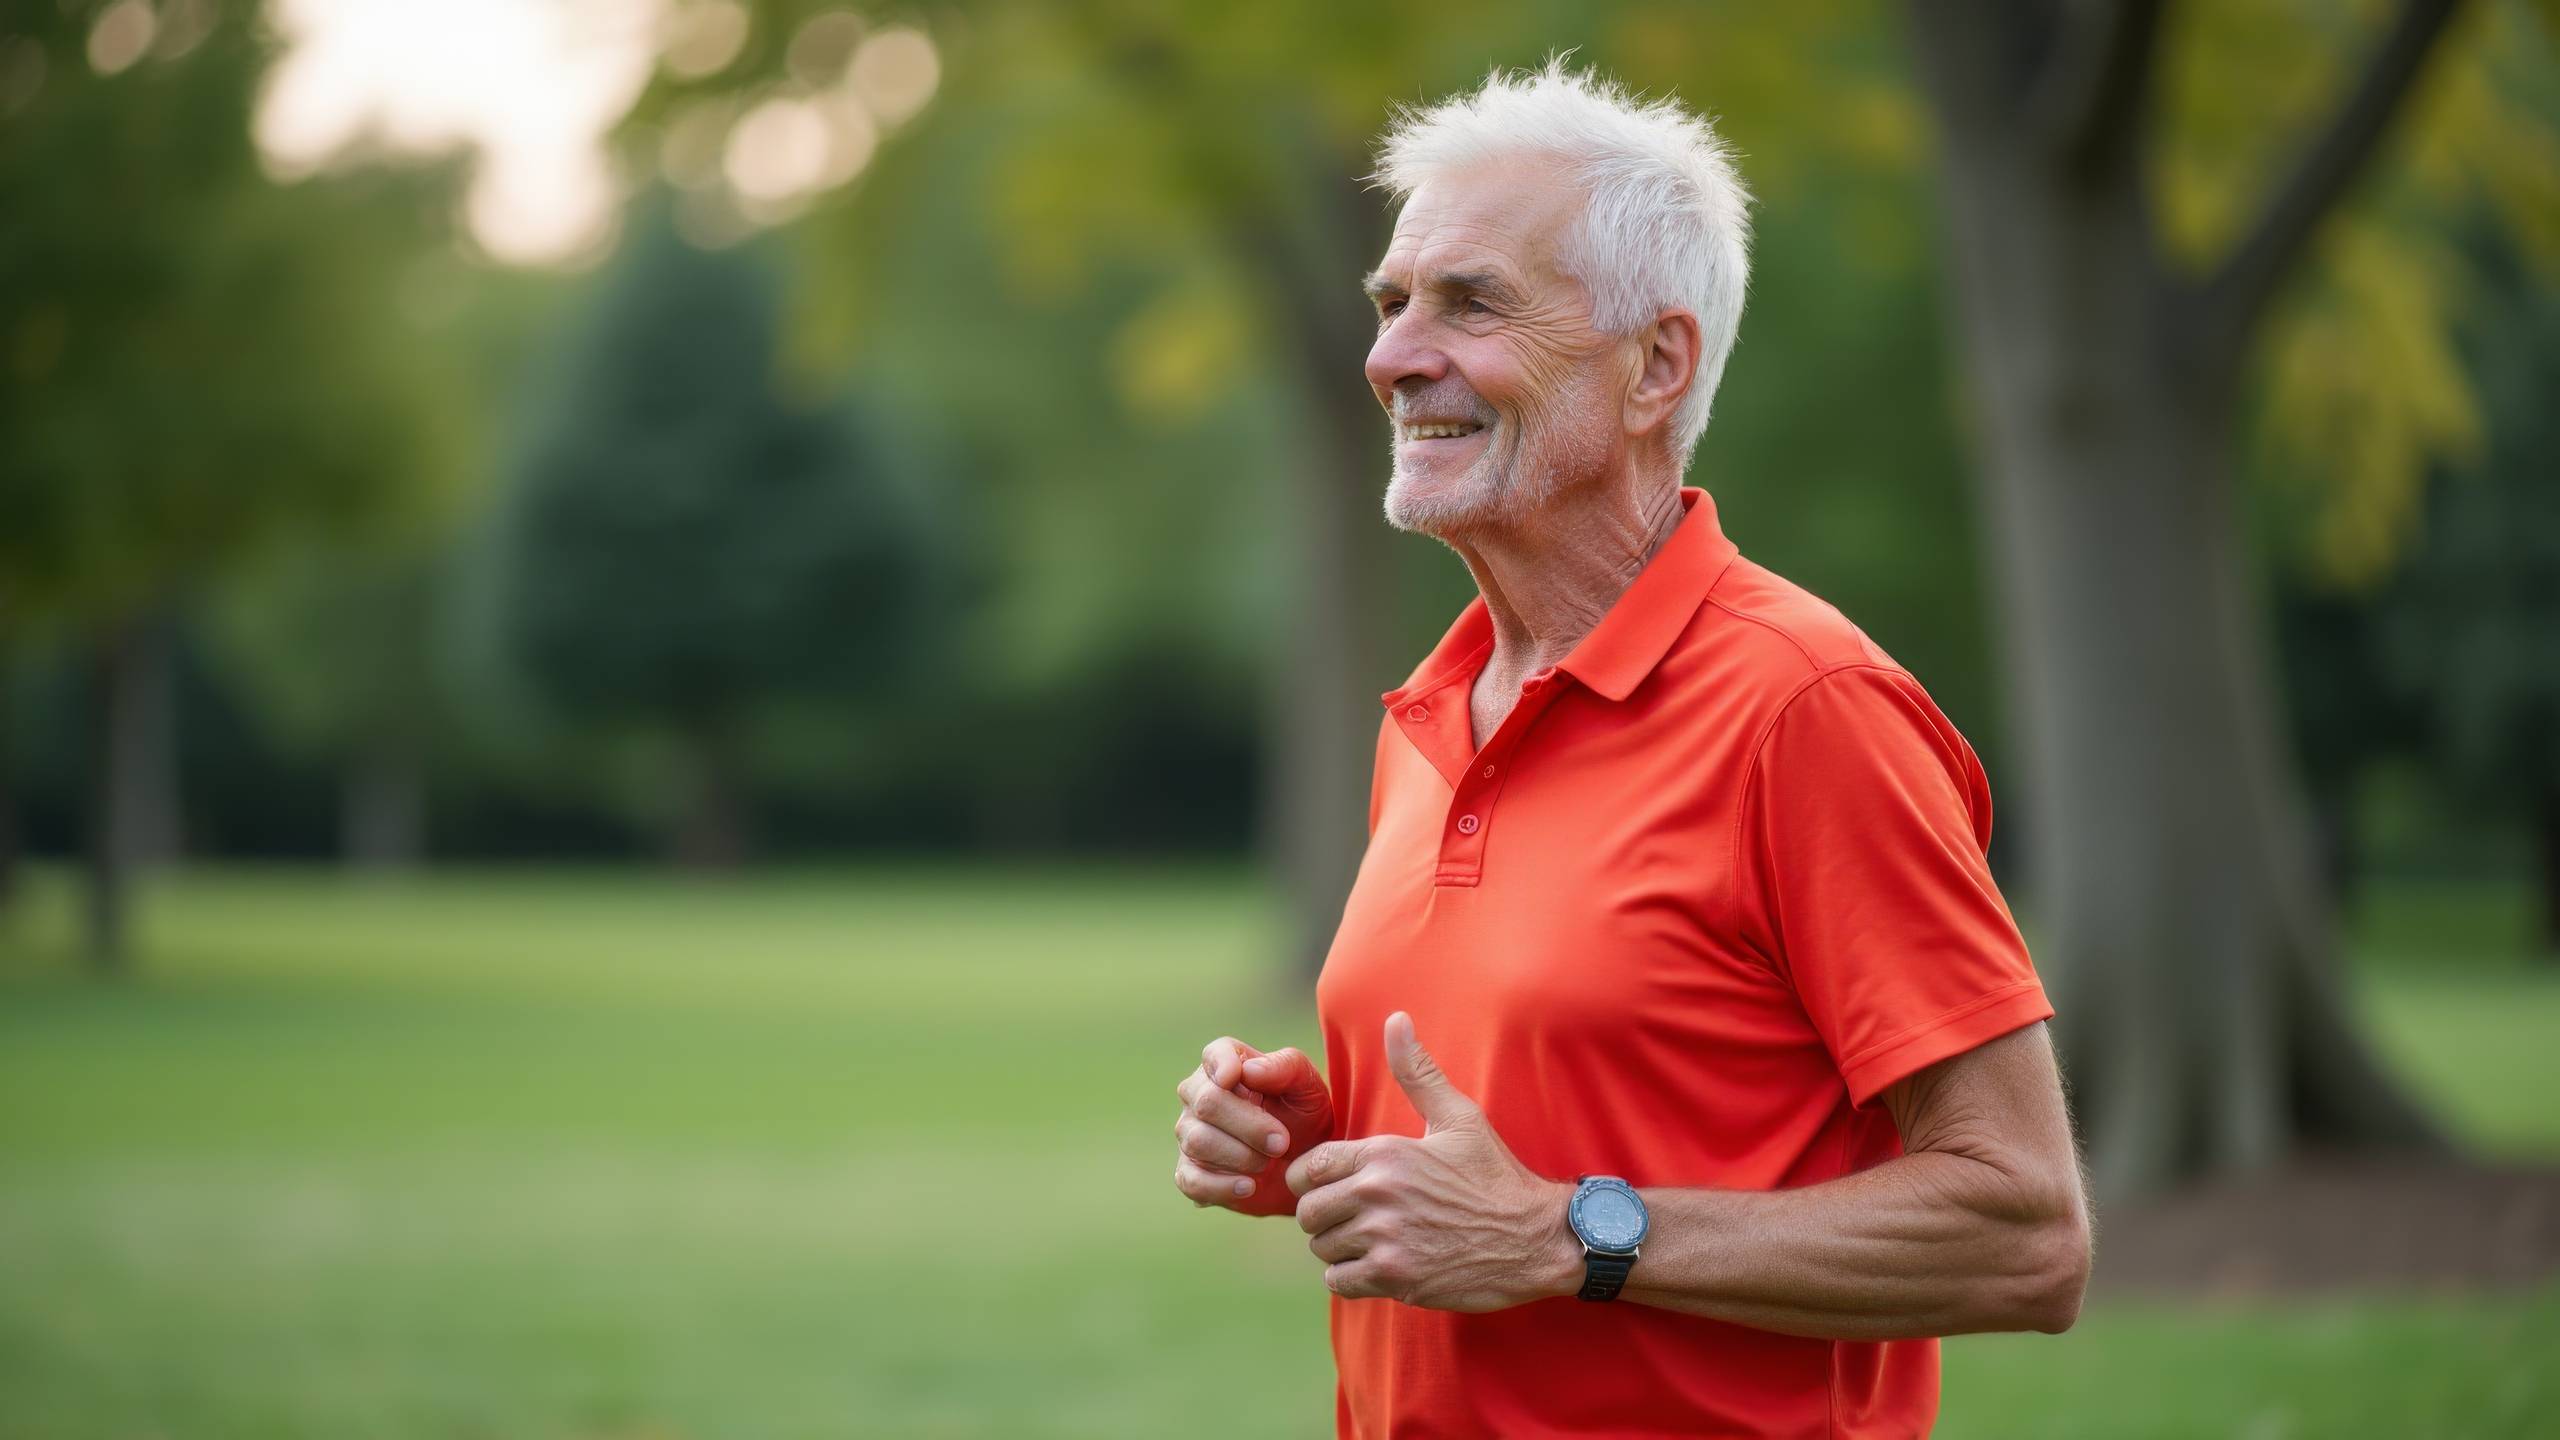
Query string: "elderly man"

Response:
xmin=1172 ymin=62 xmax=2090 ymax=1438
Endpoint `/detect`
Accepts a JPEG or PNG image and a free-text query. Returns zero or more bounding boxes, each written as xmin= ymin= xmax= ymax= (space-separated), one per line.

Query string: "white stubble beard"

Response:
xmin=1381 ymin=385 xmax=1615 ymax=539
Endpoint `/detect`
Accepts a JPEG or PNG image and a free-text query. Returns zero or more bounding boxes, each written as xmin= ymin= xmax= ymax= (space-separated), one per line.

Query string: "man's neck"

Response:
xmin=1447 ymin=471 xmax=1687 ymax=683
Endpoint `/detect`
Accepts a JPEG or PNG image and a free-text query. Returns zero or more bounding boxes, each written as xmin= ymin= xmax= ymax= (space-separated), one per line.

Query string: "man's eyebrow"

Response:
xmin=1434 ymin=270 xmax=1521 ymax=304
xmin=1359 ymin=268 xmax=1522 ymax=306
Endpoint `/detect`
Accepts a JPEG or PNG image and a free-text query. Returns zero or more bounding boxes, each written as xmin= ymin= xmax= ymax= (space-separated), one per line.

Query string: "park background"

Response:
xmin=3 ymin=0 xmax=2557 ymax=1435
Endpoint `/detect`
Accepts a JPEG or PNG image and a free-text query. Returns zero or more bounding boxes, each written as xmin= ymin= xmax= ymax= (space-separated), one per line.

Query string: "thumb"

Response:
xmin=1386 ymin=1011 xmax=1479 ymax=1133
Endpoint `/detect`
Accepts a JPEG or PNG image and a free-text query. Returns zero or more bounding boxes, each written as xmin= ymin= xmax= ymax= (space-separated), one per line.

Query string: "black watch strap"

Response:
xmin=1577 ymin=1250 xmax=1635 ymax=1302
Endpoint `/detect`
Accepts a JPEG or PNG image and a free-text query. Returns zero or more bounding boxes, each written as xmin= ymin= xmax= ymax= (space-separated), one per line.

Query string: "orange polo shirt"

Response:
xmin=1314 ymin=486 xmax=2051 ymax=1439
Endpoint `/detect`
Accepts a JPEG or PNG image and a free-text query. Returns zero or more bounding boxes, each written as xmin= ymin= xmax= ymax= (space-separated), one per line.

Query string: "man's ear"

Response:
xmin=1625 ymin=309 xmax=1702 ymax=442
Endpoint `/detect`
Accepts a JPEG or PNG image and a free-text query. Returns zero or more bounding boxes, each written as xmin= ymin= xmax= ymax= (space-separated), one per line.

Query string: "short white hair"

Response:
xmin=1370 ymin=59 xmax=1753 ymax=469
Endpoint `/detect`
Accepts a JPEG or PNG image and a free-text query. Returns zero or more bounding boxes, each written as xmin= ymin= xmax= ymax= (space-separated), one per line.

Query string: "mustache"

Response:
xmin=1390 ymin=386 xmax=1498 ymax=426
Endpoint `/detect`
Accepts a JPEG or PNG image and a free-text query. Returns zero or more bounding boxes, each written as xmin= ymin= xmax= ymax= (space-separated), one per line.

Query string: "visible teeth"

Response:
xmin=1403 ymin=424 xmax=1481 ymax=440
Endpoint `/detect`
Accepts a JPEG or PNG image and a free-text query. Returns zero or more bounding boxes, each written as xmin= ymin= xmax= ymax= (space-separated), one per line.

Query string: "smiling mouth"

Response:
xmin=1401 ymin=421 xmax=1487 ymax=442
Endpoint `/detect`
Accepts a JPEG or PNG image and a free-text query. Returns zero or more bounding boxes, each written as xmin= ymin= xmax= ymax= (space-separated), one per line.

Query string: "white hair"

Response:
xmin=1370 ymin=59 xmax=1753 ymax=470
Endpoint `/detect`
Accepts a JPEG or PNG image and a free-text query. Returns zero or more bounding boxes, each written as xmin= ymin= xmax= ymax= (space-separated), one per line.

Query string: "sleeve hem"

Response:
xmin=1837 ymin=981 xmax=2054 ymax=1108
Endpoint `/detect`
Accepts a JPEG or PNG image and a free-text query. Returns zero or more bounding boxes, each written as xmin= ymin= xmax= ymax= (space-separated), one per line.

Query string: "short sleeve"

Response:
xmin=1735 ymin=664 xmax=2052 ymax=1107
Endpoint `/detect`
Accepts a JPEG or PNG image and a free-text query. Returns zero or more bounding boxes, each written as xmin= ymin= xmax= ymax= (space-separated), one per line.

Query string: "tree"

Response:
xmin=207 ymin=241 xmax=547 ymax=873
xmin=212 ymin=540 xmax=443 ymax=869
xmin=2376 ymin=227 xmax=2560 ymax=949
xmin=1901 ymin=0 xmax=2554 ymax=1195
xmin=470 ymin=200 xmax=922 ymax=865
xmin=0 ymin=4 xmax=446 ymax=967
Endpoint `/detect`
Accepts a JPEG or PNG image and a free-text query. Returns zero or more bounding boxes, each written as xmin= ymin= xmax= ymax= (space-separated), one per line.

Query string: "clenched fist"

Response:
xmin=1173 ymin=1035 xmax=1335 ymax=1217
xmin=1283 ymin=1012 xmax=1576 ymax=1310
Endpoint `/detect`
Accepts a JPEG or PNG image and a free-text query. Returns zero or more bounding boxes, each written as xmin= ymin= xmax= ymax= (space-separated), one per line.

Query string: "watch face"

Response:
xmin=1572 ymin=1181 xmax=1647 ymax=1252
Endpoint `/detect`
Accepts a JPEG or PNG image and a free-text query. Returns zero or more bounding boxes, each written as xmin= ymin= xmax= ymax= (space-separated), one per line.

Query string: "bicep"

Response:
xmin=1880 ymin=1022 xmax=2082 ymax=1221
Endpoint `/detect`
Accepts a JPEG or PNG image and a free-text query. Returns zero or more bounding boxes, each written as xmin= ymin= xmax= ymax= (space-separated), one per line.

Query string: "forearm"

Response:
xmin=1544 ymin=1151 xmax=2089 ymax=1340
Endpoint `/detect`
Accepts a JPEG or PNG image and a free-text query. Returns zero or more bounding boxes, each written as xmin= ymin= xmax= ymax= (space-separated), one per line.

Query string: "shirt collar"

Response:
xmin=1382 ymin=486 xmax=1740 ymax=710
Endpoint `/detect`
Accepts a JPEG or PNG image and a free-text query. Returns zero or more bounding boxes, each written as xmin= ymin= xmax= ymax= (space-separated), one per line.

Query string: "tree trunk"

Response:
xmin=83 ymin=623 xmax=149 ymax=974
xmin=1240 ymin=138 xmax=1404 ymax=981
xmin=342 ymin=736 xmax=426 ymax=873
xmin=670 ymin=712 xmax=749 ymax=871
xmin=0 ymin=654 xmax=18 ymax=913
xmin=1909 ymin=10 xmax=2444 ymax=1202
xmin=2536 ymin=781 xmax=2560 ymax=959
xmin=118 ymin=614 xmax=185 ymax=868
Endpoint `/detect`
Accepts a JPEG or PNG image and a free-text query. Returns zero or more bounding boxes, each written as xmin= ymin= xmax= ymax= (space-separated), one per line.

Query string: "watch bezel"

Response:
xmin=1569 ymin=1175 xmax=1648 ymax=1254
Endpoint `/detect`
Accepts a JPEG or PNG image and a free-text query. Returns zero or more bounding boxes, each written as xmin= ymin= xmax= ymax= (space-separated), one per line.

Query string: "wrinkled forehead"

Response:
xmin=1376 ymin=161 xmax=1584 ymax=294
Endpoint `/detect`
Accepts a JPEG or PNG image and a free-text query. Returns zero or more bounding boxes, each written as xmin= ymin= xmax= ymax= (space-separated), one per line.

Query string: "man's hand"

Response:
xmin=1285 ymin=1012 xmax=1576 ymax=1311
xmin=1173 ymin=1035 xmax=1334 ymax=1215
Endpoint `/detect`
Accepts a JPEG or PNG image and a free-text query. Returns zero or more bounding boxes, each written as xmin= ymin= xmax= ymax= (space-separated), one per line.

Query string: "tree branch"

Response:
xmin=2195 ymin=0 xmax=2470 ymax=362
xmin=2027 ymin=0 xmax=2170 ymax=178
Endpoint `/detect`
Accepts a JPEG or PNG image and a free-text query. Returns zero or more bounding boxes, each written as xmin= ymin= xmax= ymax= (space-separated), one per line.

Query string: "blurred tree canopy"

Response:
xmin=0 ymin=1 xmax=458 ymax=965
xmin=2375 ymin=227 xmax=2560 ymax=942
xmin=463 ymin=200 xmax=928 ymax=865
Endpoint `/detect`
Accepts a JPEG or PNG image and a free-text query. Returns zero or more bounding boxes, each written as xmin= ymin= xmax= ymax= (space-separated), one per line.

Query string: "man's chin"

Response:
xmin=1384 ymin=461 xmax=1504 ymax=536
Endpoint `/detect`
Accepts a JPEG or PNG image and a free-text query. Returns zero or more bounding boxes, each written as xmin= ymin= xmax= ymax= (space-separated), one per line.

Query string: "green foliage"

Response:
xmin=2174 ymin=1 xmax=2560 ymax=588
xmin=2375 ymin=229 xmax=2560 ymax=801
xmin=470 ymin=199 xmax=925 ymax=740
xmin=209 ymin=540 xmax=441 ymax=761
xmin=0 ymin=4 xmax=451 ymax=629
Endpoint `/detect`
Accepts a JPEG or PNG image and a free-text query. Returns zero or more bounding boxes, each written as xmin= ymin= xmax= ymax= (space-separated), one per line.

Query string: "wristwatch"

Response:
xmin=1567 ymin=1175 xmax=1648 ymax=1302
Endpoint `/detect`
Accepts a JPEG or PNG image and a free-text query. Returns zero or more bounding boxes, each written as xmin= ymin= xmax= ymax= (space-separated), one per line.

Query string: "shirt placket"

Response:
xmin=1423 ymin=667 xmax=1566 ymax=887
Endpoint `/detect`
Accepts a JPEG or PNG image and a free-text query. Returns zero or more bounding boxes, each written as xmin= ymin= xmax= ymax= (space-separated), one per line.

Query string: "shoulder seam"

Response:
xmin=1702 ymin=592 xmax=1828 ymax=672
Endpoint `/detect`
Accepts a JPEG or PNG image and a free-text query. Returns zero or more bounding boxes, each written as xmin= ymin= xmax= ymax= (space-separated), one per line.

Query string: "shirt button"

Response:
xmin=1520 ymin=679 xmax=1543 ymax=695
xmin=1455 ymin=813 xmax=1481 ymax=835
xmin=1406 ymin=704 xmax=1429 ymax=722
xmin=1481 ymin=764 xmax=1497 ymax=778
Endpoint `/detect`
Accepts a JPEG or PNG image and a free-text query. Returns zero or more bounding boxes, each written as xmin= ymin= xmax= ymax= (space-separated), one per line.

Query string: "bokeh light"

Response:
xmin=848 ymin=24 xmax=938 ymax=126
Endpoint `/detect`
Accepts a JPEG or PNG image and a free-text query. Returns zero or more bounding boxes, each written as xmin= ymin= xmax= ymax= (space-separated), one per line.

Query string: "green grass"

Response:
xmin=0 ymin=866 xmax=2553 ymax=1438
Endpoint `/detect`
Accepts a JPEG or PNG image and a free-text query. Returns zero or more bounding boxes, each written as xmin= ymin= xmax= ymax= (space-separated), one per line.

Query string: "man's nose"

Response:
xmin=1364 ymin=309 xmax=1447 ymax=400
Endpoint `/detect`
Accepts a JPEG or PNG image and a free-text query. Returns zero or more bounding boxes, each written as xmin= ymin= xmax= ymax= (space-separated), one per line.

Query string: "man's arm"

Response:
xmin=1605 ymin=1022 xmax=2090 ymax=1337
xmin=1288 ymin=1017 xmax=2091 ymax=1336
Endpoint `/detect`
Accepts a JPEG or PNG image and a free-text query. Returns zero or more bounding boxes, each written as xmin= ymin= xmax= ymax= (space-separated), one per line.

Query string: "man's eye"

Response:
xmin=1464 ymin=299 xmax=1492 ymax=316
xmin=1379 ymin=299 xmax=1405 ymax=318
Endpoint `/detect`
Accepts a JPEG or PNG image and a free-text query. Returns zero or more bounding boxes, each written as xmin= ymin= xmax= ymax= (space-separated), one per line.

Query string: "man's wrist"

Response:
xmin=1530 ymin=1179 xmax=1587 ymax=1301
